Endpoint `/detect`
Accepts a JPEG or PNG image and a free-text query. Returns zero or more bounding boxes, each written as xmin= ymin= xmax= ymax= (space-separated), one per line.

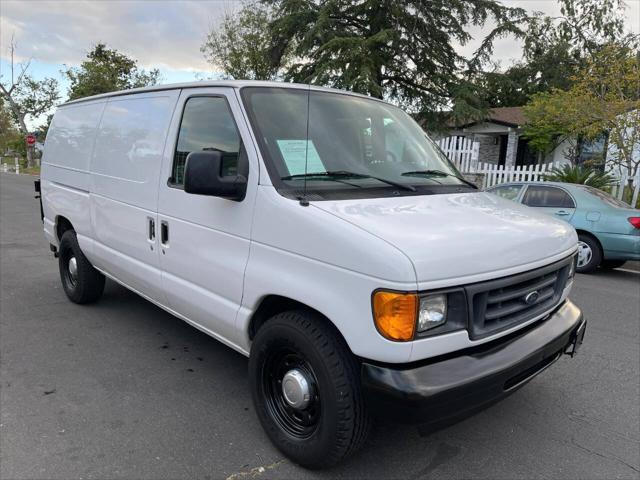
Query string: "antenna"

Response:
xmin=299 ymin=83 xmax=311 ymax=207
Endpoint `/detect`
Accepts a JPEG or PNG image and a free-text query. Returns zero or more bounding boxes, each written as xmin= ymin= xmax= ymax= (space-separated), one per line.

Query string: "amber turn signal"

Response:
xmin=372 ymin=291 xmax=418 ymax=341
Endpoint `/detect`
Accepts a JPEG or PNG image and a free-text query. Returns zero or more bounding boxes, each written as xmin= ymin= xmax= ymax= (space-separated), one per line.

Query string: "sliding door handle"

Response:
xmin=160 ymin=220 xmax=169 ymax=246
xmin=147 ymin=217 xmax=156 ymax=241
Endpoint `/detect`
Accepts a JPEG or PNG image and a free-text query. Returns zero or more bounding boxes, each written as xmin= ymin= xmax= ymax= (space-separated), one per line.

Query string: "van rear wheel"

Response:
xmin=249 ymin=311 xmax=370 ymax=469
xmin=58 ymin=230 xmax=105 ymax=304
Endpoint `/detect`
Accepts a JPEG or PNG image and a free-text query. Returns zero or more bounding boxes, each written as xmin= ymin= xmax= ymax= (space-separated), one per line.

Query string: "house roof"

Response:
xmin=451 ymin=106 xmax=527 ymax=129
xmin=486 ymin=107 xmax=526 ymax=127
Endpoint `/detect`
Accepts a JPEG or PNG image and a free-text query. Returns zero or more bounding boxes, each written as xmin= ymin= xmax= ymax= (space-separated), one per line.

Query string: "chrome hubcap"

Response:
xmin=577 ymin=241 xmax=592 ymax=268
xmin=68 ymin=257 xmax=78 ymax=281
xmin=282 ymin=369 xmax=313 ymax=410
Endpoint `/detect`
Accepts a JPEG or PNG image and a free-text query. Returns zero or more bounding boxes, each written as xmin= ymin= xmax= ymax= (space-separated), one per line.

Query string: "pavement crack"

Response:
xmin=570 ymin=438 xmax=640 ymax=474
xmin=225 ymin=459 xmax=286 ymax=480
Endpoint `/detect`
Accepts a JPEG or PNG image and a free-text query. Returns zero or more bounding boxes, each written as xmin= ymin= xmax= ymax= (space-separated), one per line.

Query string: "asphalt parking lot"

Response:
xmin=1 ymin=172 xmax=639 ymax=480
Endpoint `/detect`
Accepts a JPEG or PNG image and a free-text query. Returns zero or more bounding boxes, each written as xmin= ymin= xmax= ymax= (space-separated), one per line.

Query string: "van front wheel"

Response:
xmin=58 ymin=230 xmax=105 ymax=304
xmin=249 ymin=311 xmax=370 ymax=469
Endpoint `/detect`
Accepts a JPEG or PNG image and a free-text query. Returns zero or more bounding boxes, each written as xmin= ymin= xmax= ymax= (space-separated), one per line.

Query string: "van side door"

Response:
xmin=157 ymin=88 xmax=258 ymax=348
xmin=89 ymin=91 xmax=180 ymax=303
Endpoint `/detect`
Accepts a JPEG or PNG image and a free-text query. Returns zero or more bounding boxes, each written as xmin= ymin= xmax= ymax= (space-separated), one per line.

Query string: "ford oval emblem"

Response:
xmin=524 ymin=291 xmax=540 ymax=305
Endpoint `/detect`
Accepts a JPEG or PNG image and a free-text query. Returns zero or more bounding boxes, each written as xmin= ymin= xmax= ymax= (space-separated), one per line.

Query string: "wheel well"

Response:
xmin=575 ymin=229 xmax=603 ymax=253
xmin=55 ymin=216 xmax=74 ymax=242
xmin=248 ymin=295 xmax=342 ymax=342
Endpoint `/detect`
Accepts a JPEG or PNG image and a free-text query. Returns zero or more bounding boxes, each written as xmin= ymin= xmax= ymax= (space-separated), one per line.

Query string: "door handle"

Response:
xmin=148 ymin=217 xmax=156 ymax=241
xmin=556 ymin=211 xmax=570 ymax=216
xmin=160 ymin=220 xmax=169 ymax=246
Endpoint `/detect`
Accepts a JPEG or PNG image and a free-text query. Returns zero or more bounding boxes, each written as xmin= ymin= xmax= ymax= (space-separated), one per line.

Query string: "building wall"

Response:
xmin=543 ymin=138 xmax=573 ymax=165
xmin=476 ymin=134 xmax=501 ymax=164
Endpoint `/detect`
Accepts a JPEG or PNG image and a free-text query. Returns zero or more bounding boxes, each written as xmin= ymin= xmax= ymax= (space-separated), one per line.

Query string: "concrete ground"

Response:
xmin=1 ymin=172 xmax=639 ymax=479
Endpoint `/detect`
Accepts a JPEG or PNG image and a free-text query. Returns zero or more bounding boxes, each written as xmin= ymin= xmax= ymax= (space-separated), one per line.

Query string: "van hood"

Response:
xmin=312 ymin=192 xmax=577 ymax=283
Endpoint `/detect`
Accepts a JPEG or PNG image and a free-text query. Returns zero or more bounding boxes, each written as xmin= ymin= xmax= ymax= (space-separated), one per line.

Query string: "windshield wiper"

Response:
xmin=281 ymin=170 xmax=416 ymax=192
xmin=401 ymin=169 xmax=478 ymax=189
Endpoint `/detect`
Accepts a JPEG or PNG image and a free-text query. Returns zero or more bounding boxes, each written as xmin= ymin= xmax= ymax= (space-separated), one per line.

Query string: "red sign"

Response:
xmin=26 ymin=134 xmax=36 ymax=146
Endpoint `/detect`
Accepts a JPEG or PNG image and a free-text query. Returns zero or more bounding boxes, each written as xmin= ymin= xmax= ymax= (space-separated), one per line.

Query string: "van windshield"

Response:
xmin=241 ymin=87 xmax=472 ymax=200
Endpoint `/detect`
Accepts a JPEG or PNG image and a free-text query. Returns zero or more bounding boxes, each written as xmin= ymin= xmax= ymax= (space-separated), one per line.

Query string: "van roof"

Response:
xmin=61 ymin=80 xmax=377 ymax=107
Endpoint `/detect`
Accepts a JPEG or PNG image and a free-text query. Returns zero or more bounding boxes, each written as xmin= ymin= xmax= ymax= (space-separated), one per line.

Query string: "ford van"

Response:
xmin=38 ymin=81 xmax=586 ymax=468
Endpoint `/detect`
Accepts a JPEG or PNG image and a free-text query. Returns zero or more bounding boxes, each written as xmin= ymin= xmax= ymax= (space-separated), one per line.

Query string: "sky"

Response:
xmin=1 ymin=0 xmax=639 ymax=129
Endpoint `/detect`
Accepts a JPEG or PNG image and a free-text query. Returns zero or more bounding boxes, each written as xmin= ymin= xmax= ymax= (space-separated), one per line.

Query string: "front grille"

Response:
xmin=466 ymin=256 xmax=573 ymax=339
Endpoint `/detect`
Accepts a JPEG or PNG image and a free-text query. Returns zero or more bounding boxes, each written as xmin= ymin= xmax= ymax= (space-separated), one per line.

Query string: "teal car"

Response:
xmin=487 ymin=182 xmax=640 ymax=273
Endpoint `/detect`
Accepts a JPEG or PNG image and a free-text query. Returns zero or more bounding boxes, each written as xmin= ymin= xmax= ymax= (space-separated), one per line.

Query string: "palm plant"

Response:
xmin=544 ymin=164 xmax=616 ymax=189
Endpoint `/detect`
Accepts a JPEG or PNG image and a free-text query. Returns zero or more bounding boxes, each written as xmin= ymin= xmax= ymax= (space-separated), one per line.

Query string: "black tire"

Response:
xmin=600 ymin=259 xmax=626 ymax=270
xmin=58 ymin=230 xmax=105 ymax=303
xmin=576 ymin=233 xmax=602 ymax=274
xmin=249 ymin=310 xmax=370 ymax=469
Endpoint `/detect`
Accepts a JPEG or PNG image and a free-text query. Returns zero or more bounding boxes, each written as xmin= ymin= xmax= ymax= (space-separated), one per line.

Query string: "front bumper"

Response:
xmin=361 ymin=300 xmax=585 ymax=430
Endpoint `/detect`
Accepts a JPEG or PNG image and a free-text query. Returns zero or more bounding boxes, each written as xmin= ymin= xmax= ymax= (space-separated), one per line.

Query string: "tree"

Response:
xmin=523 ymin=43 xmax=640 ymax=191
xmin=64 ymin=43 xmax=160 ymax=101
xmin=0 ymin=37 xmax=60 ymax=167
xmin=265 ymin=0 xmax=526 ymax=110
xmin=0 ymin=97 xmax=22 ymax=156
xmin=459 ymin=0 xmax=628 ymax=111
xmin=204 ymin=0 xmax=526 ymax=115
xmin=201 ymin=2 xmax=286 ymax=80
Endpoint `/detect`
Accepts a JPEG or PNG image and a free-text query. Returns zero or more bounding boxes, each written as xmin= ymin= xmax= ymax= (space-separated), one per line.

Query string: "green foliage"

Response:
xmin=0 ymin=97 xmax=21 ymax=153
xmin=64 ymin=43 xmax=160 ymax=101
xmin=201 ymin=2 xmax=285 ymax=80
xmin=458 ymin=0 xmax=627 ymax=111
xmin=523 ymin=42 xmax=640 ymax=180
xmin=263 ymin=0 xmax=526 ymax=111
xmin=203 ymin=0 xmax=526 ymax=114
xmin=544 ymin=164 xmax=616 ymax=189
xmin=6 ymin=135 xmax=27 ymax=158
xmin=9 ymin=75 xmax=60 ymax=126
xmin=0 ymin=42 xmax=60 ymax=137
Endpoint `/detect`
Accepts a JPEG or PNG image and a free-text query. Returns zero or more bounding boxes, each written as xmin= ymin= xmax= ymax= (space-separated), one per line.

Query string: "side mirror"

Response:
xmin=183 ymin=150 xmax=247 ymax=201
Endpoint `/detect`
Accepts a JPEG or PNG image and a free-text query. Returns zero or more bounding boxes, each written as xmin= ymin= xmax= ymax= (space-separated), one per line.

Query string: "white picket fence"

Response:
xmin=0 ymin=157 xmax=21 ymax=174
xmin=478 ymin=162 xmax=560 ymax=188
xmin=437 ymin=136 xmax=479 ymax=174
xmin=437 ymin=136 xmax=639 ymax=204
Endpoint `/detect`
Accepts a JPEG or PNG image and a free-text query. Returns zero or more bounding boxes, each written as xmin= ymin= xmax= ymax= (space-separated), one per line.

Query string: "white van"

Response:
xmin=38 ymin=81 xmax=586 ymax=468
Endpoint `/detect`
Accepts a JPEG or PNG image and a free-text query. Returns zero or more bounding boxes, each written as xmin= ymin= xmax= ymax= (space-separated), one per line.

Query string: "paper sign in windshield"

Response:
xmin=277 ymin=139 xmax=326 ymax=176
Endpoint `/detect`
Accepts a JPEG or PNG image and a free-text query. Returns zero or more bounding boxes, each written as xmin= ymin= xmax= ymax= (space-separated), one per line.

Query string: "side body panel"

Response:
xmin=89 ymin=90 xmax=180 ymax=303
xmin=40 ymin=100 xmax=106 ymax=252
xmin=239 ymin=186 xmax=418 ymax=363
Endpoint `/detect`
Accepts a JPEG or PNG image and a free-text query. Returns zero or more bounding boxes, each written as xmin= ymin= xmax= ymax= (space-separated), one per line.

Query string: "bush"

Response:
xmin=544 ymin=164 xmax=616 ymax=189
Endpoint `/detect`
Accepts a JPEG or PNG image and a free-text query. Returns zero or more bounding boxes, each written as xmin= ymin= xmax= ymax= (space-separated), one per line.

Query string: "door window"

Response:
xmin=522 ymin=186 xmax=575 ymax=208
xmin=489 ymin=184 xmax=523 ymax=201
xmin=170 ymin=96 xmax=241 ymax=186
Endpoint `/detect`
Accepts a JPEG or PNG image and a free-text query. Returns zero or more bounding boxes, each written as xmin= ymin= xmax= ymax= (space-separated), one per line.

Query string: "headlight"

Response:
xmin=372 ymin=289 xmax=467 ymax=341
xmin=372 ymin=290 xmax=417 ymax=341
xmin=568 ymin=252 xmax=578 ymax=278
xmin=418 ymin=294 xmax=447 ymax=331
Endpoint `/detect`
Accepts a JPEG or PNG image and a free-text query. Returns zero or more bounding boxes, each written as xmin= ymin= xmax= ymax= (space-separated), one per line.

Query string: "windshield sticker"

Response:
xmin=277 ymin=139 xmax=326 ymax=176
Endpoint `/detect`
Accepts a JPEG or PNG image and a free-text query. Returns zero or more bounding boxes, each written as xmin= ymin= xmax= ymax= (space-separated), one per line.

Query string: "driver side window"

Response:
xmin=171 ymin=96 xmax=241 ymax=186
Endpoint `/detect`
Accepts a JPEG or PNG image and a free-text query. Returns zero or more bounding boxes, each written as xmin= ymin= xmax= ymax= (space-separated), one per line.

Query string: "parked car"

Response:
xmin=38 ymin=82 xmax=586 ymax=469
xmin=487 ymin=181 xmax=640 ymax=273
